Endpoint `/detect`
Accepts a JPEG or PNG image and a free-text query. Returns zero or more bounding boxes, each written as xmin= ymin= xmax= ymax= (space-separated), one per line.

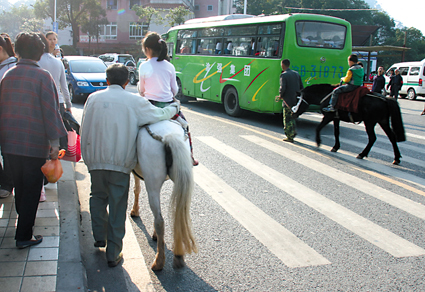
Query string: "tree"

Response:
xmin=20 ymin=17 xmax=44 ymax=32
xmin=80 ymin=0 xmax=108 ymax=52
xmin=131 ymin=5 xmax=163 ymax=34
xmin=164 ymin=6 xmax=191 ymax=27
xmin=34 ymin=0 xmax=97 ymax=48
xmin=0 ymin=4 xmax=39 ymax=39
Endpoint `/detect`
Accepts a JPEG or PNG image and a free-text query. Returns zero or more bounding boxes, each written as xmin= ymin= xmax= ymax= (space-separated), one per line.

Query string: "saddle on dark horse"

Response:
xmin=335 ymin=86 xmax=371 ymax=114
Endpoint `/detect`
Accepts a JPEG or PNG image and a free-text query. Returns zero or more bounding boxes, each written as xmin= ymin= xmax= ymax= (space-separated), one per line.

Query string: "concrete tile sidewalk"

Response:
xmin=0 ymin=161 xmax=86 ymax=292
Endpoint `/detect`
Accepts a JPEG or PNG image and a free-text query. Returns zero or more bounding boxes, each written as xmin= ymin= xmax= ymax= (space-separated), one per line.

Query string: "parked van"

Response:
xmin=385 ymin=59 xmax=425 ymax=99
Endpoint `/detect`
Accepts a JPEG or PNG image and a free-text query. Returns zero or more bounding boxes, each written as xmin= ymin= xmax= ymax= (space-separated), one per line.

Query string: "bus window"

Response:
xmin=258 ymin=24 xmax=282 ymax=35
xmin=225 ymin=25 xmax=257 ymax=36
xmin=296 ymin=21 xmax=346 ymax=49
xmin=198 ymin=38 xmax=223 ymax=55
xmin=177 ymin=30 xmax=197 ymax=54
xmin=256 ymin=37 xmax=280 ymax=57
xmin=223 ymin=37 xmax=252 ymax=56
xmin=199 ymin=27 xmax=224 ymax=37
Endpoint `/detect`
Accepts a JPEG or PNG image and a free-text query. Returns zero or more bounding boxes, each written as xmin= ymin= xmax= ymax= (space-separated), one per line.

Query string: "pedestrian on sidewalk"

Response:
xmin=0 ymin=33 xmax=17 ymax=199
xmin=277 ymin=59 xmax=304 ymax=143
xmin=0 ymin=32 xmax=67 ymax=248
xmin=80 ymin=64 xmax=180 ymax=267
xmin=372 ymin=66 xmax=385 ymax=94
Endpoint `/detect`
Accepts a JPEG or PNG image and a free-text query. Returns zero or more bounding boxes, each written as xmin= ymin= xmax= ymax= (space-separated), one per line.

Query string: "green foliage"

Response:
xmin=131 ymin=4 xmax=164 ymax=30
xmin=60 ymin=44 xmax=78 ymax=56
xmin=164 ymin=6 xmax=191 ymax=27
xmin=0 ymin=4 xmax=40 ymax=39
xmin=80 ymin=0 xmax=108 ymax=44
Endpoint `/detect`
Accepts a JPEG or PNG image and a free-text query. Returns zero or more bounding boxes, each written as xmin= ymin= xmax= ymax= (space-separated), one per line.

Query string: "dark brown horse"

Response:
xmin=294 ymin=84 xmax=406 ymax=165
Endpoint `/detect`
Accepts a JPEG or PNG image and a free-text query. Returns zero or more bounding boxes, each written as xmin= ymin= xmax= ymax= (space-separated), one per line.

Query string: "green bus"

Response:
xmin=162 ymin=13 xmax=352 ymax=116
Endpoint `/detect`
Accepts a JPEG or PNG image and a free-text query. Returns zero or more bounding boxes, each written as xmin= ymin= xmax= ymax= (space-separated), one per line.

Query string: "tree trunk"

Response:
xmin=72 ymin=21 xmax=80 ymax=49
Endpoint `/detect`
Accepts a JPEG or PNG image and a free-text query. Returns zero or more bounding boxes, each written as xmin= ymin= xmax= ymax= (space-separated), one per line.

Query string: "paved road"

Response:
xmin=73 ymin=85 xmax=425 ymax=291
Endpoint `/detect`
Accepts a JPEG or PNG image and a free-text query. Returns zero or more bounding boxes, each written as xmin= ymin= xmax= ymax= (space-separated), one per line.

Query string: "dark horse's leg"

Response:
xmin=331 ymin=118 xmax=341 ymax=152
xmin=316 ymin=113 xmax=334 ymax=147
xmin=378 ymin=121 xmax=402 ymax=165
xmin=357 ymin=120 xmax=377 ymax=159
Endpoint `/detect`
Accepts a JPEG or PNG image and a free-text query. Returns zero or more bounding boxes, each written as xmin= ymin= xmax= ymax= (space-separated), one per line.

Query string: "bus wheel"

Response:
xmin=407 ymin=88 xmax=417 ymax=100
xmin=176 ymin=79 xmax=189 ymax=103
xmin=223 ymin=87 xmax=242 ymax=117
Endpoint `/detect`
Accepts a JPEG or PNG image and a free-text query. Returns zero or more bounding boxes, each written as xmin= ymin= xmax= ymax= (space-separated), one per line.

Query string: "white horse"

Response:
xmin=130 ymin=120 xmax=197 ymax=270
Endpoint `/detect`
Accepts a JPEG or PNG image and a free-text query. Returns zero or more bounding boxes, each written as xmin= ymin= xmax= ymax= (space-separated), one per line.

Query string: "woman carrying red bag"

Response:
xmin=0 ymin=33 xmax=67 ymax=248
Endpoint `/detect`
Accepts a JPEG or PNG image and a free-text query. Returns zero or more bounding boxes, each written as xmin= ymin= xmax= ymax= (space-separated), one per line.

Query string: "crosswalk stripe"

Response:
xmin=197 ymin=136 xmax=425 ymax=258
xmin=194 ymin=164 xmax=331 ymax=268
xmin=185 ymin=108 xmax=425 ymax=192
xmin=322 ymin=135 xmax=423 ymax=167
xmin=241 ymin=135 xmax=425 ymax=220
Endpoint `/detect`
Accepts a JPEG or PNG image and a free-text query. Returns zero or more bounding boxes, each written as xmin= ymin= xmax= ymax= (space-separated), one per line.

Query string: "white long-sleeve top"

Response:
xmin=81 ymin=85 xmax=179 ymax=173
xmin=38 ymin=53 xmax=72 ymax=108
xmin=138 ymin=57 xmax=178 ymax=102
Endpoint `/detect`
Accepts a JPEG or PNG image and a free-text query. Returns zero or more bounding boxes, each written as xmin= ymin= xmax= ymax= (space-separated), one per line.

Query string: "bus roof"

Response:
xmin=168 ymin=13 xmax=349 ymax=32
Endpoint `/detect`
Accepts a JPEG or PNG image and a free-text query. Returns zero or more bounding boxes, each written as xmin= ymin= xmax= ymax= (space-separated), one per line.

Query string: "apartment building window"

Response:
xmin=129 ymin=22 xmax=147 ymax=40
xmin=99 ymin=22 xmax=117 ymax=40
xmin=207 ymin=5 xmax=213 ymax=11
xmin=194 ymin=5 xmax=200 ymax=11
xmin=107 ymin=0 xmax=117 ymax=10
xmin=129 ymin=0 xmax=141 ymax=9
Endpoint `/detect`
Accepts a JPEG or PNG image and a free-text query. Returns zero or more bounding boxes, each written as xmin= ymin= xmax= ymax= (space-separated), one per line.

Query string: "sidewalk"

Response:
xmin=0 ymin=161 xmax=86 ymax=292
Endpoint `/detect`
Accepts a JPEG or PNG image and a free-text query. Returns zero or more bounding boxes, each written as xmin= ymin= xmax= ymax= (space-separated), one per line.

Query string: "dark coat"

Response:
xmin=279 ymin=69 xmax=304 ymax=107
xmin=372 ymin=74 xmax=385 ymax=93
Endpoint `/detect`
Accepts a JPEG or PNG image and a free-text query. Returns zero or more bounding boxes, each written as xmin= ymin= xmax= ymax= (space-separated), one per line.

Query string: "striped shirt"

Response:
xmin=0 ymin=59 xmax=67 ymax=158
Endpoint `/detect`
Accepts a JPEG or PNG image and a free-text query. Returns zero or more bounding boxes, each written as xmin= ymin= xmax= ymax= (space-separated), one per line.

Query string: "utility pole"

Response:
xmin=53 ymin=0 xmax=58 ymax=33
xmin=244 ymin=0 xmax=247 ymax=14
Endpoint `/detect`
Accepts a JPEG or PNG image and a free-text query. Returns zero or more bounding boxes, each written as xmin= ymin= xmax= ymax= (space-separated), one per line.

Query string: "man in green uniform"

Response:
xmin=278 ymin=59 xmax=304 ymax=143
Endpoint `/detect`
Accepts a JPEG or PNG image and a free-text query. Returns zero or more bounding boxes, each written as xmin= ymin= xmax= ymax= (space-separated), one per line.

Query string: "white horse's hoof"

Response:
xmin=173 ymin=255 xmax=186 ymax=269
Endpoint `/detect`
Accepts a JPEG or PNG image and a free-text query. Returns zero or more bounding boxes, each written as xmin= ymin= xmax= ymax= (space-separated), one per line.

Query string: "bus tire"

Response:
xmin=176 ymin=78 xmax=189 ymax=103
xmin=407 ymin=88 xmax=417 ymax=100
xmin=223 ymin=87 xmax=242 ymax=117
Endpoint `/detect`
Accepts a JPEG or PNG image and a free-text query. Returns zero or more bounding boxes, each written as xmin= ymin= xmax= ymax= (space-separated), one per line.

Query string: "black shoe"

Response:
xmin=283 ymin=138 xmax=294 ymax=143
xmin=94 ymin=240 xmax=106 ymax=248
xmin=16 ymin=235 xmax=43 ymax=249
xmin=108 ymin=252 xmax=123 ymax=267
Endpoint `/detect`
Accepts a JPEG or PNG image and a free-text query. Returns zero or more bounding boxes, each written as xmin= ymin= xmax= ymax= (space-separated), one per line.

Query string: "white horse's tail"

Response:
xmin=163 ymin=133 xmax=198 ymax=256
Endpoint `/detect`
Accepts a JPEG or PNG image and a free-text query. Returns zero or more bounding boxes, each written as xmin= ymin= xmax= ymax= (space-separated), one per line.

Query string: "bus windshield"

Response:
xmin=296 ymin=21 xmax=346 ymax=49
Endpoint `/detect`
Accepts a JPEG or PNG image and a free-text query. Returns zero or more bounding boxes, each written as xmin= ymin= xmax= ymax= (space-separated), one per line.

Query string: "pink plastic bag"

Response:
xmin=62 ymin=130 xmax=81 ymax=162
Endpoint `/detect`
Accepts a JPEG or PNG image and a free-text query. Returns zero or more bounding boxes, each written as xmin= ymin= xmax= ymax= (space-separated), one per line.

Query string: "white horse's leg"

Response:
xmin=130 ymin=174 xmax=141 ymax=217
xmin=145 ymin=182 xmax=166 ymax=271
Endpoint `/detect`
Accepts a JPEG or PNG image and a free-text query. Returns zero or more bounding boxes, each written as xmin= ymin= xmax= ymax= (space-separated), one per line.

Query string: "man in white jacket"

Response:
xmin=81 ymin=64 xmax=180 ymax=267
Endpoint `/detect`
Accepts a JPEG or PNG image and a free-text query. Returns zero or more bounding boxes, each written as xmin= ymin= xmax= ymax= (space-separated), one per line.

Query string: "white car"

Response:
xmin=385 ymin=59 xmax=425 ymax=100
xmin=98 ymin=53 xmax=136 ymax=67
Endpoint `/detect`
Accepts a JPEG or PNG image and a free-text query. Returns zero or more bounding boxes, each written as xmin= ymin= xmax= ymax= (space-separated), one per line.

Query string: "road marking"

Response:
xmin=321 ymin=135 xmax=423 ymax=167
xmin=185 ymin=108 xmax=425 ymax=193
xmin=197 ymin=136 xmax=425 ymax=258
xmin=194 ymin=164 xmax=331 ymax=268
xmin=241 ymin=135 xmax=425 ymax=220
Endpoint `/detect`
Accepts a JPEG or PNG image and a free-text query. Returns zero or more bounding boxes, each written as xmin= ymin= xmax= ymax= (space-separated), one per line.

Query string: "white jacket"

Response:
xmin=81 ymin=85 xmax=179 ymax=174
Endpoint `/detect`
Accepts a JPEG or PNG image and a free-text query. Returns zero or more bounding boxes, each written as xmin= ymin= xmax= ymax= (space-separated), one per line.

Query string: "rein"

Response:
xmin=145 ymin=126 xmax=163 ymax=142
xmin=320 ymin=92 xmax=332 ymax=104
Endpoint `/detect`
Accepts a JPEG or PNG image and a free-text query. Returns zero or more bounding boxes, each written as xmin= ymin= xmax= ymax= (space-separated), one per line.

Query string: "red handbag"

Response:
xmin=62 ymin=130 xmax=81 ymax=162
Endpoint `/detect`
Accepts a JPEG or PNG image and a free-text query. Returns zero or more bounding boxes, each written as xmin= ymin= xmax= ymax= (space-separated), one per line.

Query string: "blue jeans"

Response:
xmin=329 ymin=84 xmax=359 ymax=107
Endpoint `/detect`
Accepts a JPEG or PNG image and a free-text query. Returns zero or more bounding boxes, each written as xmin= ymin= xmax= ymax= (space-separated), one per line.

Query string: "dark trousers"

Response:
xmin=5 ymin=153 xmax=45 ymax=241
xmin=0 ymin=153 xmax=14 ymax=192
xmin=90 ymin=170 xmax=130 ymax=261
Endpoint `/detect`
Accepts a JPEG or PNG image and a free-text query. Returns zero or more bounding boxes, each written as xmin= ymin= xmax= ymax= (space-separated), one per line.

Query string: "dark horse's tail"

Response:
xmin=387 ymin=99 xmax=406 ymax=142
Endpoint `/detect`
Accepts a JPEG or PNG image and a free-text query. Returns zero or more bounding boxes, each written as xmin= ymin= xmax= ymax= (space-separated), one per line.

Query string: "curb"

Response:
xmin=56 ymin=161 xmax=87 ymax=292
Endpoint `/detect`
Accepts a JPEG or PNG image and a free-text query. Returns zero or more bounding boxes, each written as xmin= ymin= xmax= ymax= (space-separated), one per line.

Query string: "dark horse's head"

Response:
xmin=293 ymin=84 xmax=335 ymax=118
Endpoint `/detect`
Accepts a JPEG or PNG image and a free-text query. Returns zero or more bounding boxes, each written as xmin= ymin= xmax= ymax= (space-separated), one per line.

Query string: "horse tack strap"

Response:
xmin=145 ymin=126 xmax=163 ymax=142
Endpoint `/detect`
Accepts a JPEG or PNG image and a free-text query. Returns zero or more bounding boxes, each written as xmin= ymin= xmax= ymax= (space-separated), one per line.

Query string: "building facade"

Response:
xmin=76 ymin=0 xmax=235 ymax=55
